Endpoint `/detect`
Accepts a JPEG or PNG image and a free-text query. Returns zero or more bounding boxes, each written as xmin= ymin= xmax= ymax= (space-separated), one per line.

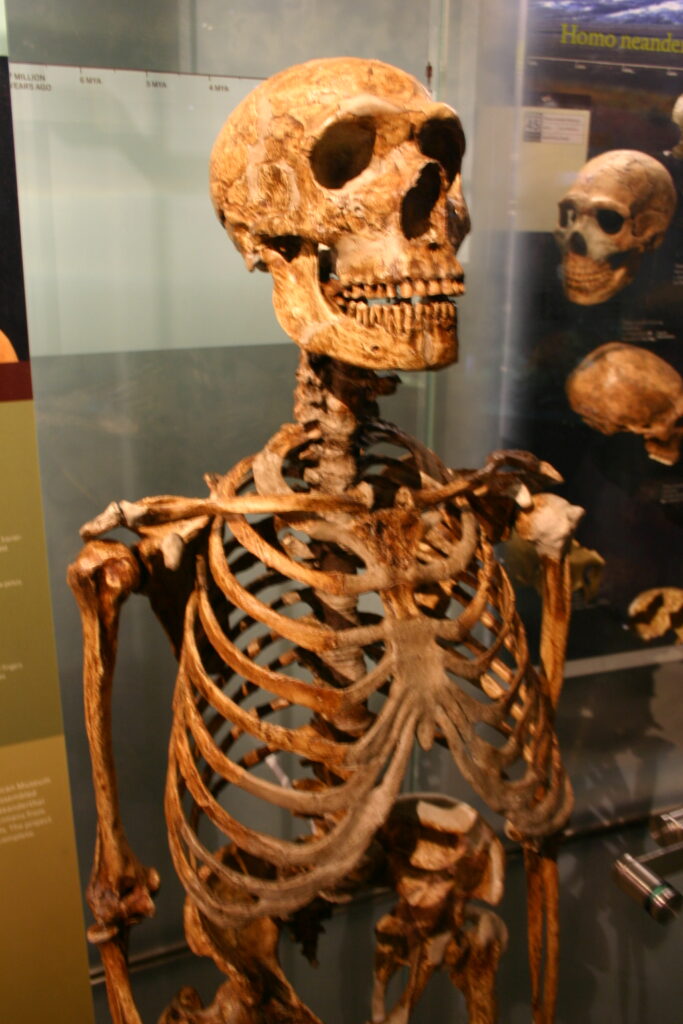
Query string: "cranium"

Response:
xmin=555 ymin=150 xmax=676 ymax=305
xmin=566 ymin=342 xmax=683 ymax=464
xmin=209 ymin=57 xmax=470 ymax=370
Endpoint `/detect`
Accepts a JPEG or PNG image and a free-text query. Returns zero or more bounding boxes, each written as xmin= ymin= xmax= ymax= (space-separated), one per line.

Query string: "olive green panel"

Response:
xmin=0 ymin=734 xmax=93 ymax=1023
xmin=0 ymin=400 xmax=64 ymax=746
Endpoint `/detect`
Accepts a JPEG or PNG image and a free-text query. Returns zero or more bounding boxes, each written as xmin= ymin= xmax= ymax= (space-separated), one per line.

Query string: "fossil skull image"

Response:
xmin=566 ymin=342 xmax=683 ymax=464
xmin=210 ymin=57 xmax=470 ymax=370
xmin=555 ymin=150 xmax=676 ymax=305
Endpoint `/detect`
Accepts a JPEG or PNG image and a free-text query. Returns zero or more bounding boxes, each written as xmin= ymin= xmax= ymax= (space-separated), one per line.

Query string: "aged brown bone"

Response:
xmin=555 ymin=150 xmax=676 ymax=305
xmin=371 ymin=796 xmax=507 ymax=1024
xmin=566 ymin=342 xmax=683 ymax=465
xmin=69 ymin=57 xmax=580 ymax=1024
xmin=210 ymin=58 xmax=469 ymax=371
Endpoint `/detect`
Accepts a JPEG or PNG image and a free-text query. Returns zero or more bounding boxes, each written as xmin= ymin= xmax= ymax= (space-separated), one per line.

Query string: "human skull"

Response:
xmin=210 ymin=58 xmax=470 ymax=371
xmin=555 ymin=150 xmax=676 ymax=305
xmin=566 ymin=342 xmax=683 ymax=464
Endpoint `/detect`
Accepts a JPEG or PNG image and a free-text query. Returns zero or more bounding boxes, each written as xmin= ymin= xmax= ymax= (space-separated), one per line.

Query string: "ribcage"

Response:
xmin=166 ymin=425 xmax=572 ymax=930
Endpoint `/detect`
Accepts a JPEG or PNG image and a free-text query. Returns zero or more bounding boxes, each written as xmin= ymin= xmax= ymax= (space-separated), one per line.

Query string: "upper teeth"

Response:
xmin=327 ymin=278 xmax=465 ymax=302
xmin=564 ymin=253 xmax=615 ymax=288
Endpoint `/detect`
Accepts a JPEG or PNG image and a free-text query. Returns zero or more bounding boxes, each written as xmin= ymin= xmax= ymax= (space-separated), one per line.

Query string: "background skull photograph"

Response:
xmin=503 ymin=6 xmax=683 ymax=619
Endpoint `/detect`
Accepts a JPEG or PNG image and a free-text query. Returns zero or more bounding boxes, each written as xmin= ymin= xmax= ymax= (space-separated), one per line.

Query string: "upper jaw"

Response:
xmin=562 ymin=250 xmax=632 ymax=305
xmin=319 ymin=235 xmax=466 ymax=336
xmin=323 ymin=275 xmax=465 ymax=301
xmin=321 ymin=274 xmax=464 ymax=334
xmin=267 ymin=244 xmax=463 ymax=370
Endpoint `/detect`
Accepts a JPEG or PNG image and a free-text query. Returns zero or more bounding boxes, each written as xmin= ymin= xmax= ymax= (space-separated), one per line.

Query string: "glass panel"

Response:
xmin=5 ymin=4 xmax=447 ymax=1021
xmin=9 ymin=0 xmax=683 ymax=1019
xmin=502 ymin=0 xmax=683 ymax=817
xmin=0 ymin=0 xmax=6 ymax=59
xmin=11 ymin=69 xmax=283 ymax=356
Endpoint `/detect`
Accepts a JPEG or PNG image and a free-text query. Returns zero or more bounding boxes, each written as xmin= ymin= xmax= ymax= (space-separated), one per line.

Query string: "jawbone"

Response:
xmin=562 ymin=250 xmax=637 ymax=306
xmin=267 ymin=248 xmax=461 ymax=370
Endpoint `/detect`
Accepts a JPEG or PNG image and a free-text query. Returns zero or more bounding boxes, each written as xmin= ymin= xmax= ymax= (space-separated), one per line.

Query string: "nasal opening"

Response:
xmin=401 ymin=162 xmax=442 ymax=240
xmin=569 ymin=231 xmax=588 ymax=256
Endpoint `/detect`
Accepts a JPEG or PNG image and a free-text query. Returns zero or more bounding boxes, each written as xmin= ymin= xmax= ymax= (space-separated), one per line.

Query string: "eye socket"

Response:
xmin=418 ymin=117 xmax=465 ymax=185
xmin=311 ymin=117 xmax=376 ymax=189
xmin=596 ymin=208 xmax=625 ymax=234
xmin=559 ymin=201 xmax=576 ymax=228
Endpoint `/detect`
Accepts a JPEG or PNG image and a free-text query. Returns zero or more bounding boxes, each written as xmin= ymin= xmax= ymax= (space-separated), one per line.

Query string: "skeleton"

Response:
xmin=566 ymin=341 xmax=683 ymax=465
xmin=68 ymin=58 xmax=581 ymax=1024
xmin=555 ymin=150 xmax=676 ymax=305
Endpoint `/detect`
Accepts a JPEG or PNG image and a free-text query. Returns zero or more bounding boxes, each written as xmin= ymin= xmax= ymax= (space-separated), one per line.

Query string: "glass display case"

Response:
xmin=2 ymin=1 xmax=683 ymax=1021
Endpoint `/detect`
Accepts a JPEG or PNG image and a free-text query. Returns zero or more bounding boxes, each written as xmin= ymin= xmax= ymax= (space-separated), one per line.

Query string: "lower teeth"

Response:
xmin=343 ymin=301 xmax=455 ymax=330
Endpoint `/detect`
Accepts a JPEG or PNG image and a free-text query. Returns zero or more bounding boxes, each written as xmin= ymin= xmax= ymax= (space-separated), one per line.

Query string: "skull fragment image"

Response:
xmin=210 ymin=59 xmax=469 ymax=370
xmin=555 ymin=150 xmax=676 ymax=305
xmin=629 ymin=587 xmax=683 ymax=643
xmin=69 ymin=58 xmax=579 ymax=1024
xmin=566 ymin=341 xmax=683 ymax=465
xmin=670 ymin=93 xmax=683 ymax=160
